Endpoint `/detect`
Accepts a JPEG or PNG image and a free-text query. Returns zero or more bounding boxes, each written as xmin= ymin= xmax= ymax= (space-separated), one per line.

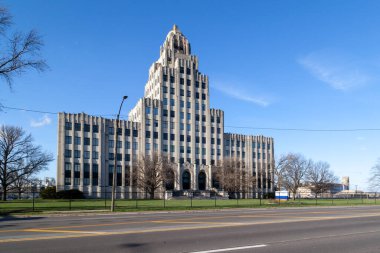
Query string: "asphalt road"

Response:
xmin=1 ymin=206 xmax=380 ymax=253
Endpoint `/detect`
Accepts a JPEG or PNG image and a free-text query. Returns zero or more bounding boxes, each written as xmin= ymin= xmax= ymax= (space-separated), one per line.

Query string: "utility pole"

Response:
xmin=111 ymin=96 xmax=128 ymax=212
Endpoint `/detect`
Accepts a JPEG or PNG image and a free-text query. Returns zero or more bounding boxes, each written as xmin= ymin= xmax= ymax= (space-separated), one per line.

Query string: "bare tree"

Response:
xmin=277 ymin=153 xmax=311 ymax=200
xmin=214 ymin=158 xmax=255 ymax=198
xmin=134 ymin=153 xmax=176 ymax=199
xmin=306 ymin=161 xmax=337 ymax=197
xmin=0 ymin=125 xmax=53 ymax=200
xmin=369 ymin=159 xmax=380 ymax=191
xmin=0 ymin=7 xmax=47 ymax=88
xmin=10 ymin=170 xmax=37 ymax=199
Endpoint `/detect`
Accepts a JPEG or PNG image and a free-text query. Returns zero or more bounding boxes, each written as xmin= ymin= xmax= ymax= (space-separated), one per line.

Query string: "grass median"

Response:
xmin=1 ymin=198 xmax=379 ymax=215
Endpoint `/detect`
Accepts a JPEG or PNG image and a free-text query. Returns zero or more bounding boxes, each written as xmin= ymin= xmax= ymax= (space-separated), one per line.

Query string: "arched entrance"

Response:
xmin=182 ymin=170 xmax=191 ymax=190
xmin=165 ymin=169 xmax=175 ymax=190
xmin=198 ymin=171 xmax=206 ymax=190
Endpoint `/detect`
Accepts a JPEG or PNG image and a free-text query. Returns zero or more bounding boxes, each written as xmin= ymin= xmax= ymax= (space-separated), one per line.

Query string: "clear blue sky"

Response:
xmin=1 ymin=0 xmax=379 ymax=190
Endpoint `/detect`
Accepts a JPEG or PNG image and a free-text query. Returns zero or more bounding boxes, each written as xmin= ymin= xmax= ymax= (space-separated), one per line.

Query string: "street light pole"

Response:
xmin=111 ymin=95 xmax=128 ymax=212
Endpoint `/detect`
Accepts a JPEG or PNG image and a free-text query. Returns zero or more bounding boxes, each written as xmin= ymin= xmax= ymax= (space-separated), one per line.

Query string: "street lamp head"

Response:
xmin=123 ymin=96 xmax=128 ymax=100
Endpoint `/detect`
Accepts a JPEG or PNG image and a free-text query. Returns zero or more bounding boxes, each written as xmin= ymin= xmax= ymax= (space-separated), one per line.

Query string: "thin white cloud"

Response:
xmin=31 ymin=114 xmax=52 ymax=128
xmin=212 ymin=83 xmax=271 ymax=107
xmin=299 ymin=51 xmax=372 ymax=91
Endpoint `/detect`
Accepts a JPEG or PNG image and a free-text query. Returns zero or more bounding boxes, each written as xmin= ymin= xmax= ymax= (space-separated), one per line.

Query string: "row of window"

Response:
xmin=224 ymin=150 xmax=271 ymax=160
xmin=65 ymin=122 xmax=140 ymax=138
xmin=163 ymin=86 xmax=207 ymax=99
xmin=161 ymin=99 xmax=207 ymax=111
xmin=163 ymin=74 xmax=207 ymax=90
xmin=225 ymin=139 xmax=271 ymax=150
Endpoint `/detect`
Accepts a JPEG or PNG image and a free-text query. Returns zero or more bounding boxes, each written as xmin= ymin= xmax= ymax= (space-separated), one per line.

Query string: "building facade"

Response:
xmin=57 ymin=25 xmax=274 ymax=197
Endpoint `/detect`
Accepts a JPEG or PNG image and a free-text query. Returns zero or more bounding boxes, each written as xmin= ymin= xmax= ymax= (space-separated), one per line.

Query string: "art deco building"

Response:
xmin=57 ymin=25 xmax=274 ymax=197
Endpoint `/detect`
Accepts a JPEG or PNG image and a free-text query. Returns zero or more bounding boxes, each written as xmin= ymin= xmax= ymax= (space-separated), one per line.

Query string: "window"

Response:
xmin=202 ymin=104 xmax=206 ymax=111
xmin=170 ymin=134 xmax=175 ymax=140
xmin=180 ymin=67 xmax=184 ymax=73
xmin=187 ymin=135 xmax=191 ymax=142
xmin=202 ymin=82 xmax=206 ymax=89
xmin=117 ymin=141 xmax=122 ymax=148
xmin=84 ymin=137 xmax=90 ymax=146
xmin=170 ymin=145 xmax=175 ymax=153
xmin=163 ymin=121 xmax=168 ymax=129
xmin=163 ymin=145 xmax=168 ymax=152
xmin=163 ymin=98 xmax=168 ymax=106
xmin=65 ymin=135 xmax=72 ymax=144
xmin=154 ymin=107 xmax=159 ymax=115
xmin=145 ymin=107 xmax=151 ymax=114
xmin=74 ymin=150 xmax=81 ymax=158
xmin=211 ymin=127 xmax=215 ymax=134
xmin=170 ymin=110 xmax=175 ymax=118
xmin=196 ymin=92 xmax=199 ymax=99
xmin=133 ymin=130 xmax=138 ymax=137
xmin=153 ymin=132 xmax=158 ymax=139
xmin=93 ymin=125 xmax=99 ymax=133
xmin=187 ymin=90 xmax=191 ymax=97
xmin=146 ymin=131 xmax=151 ymax=138
xmin=187 ymin=124 xmax=191 ymax=131
xmin=125 ymin=129 xmax=130 ymax=136
xmin=133 ymin=141 xmax=138 ymax=150
xmin=92 ymin=164 xmax=98 ymax=185
xmin=217 ymin=139 xmax=221 ymax=145
xmin=180 ymin=123 xmax=184 ymax=130
xmin=202 ymin=115 xmax=206 ymax=121
xmin=180 ymin=112 xmax=184 ymax=120
xmin=109 ymin=127 xmax=114 ymax=135
xmin=117 ymin=153 xmax=122 ymax=161
xmin=65 ymin=149 xmax=71 ymax=158
xmin=196 ymin=147 xmax=200 ymax=154
xmin=109 ymin=152 xmax=114 ymax=160
xmin=92 ymin=151 xmax=99 ymax=159
xmin=125 ymin=141 xmax=130 ymax=149
xmin=195 ymin=81 xmax=199 ymax=88
xmin=145 ymin=142 xmax=151 ymax=151
xmin=84 ymin=124 xmax=90 ymax=132
xmin=202 ymin=148 xmax=206 ymax=154
xmin=74 ymin=136 xmax=81 ymax=145
xmin=196 ymin=136 xmax=200 ymax=143
xmin=180 ymin=100 xmax=184 ymax=108
xmin=180 ymin=78 xmax=184 ymax=84
xmin=211 ymin=138 xmax=215 ymax=145
xmin=108 ymin=140 xmax=114 ymax=148
xmin=187 ymin=101 xmax=191 ymax=108
xmin=163 ymin=133 xmax=168 ymax=140
xmin=186 ymin=68 xmax=191 ymax=75
xmin=170 ymin=87 xmax=175 ymax=95
xmin=180 ymin=146 xmax=184 ymax=153
xmin=202 ymin=93 xmax=206 ymax=100
xmin=65 ymin=122 xmax=72 ymax=130
xmin=195 ymin=103 xmax=199 ymax=110
xmin=202 ymin=137 xmax=206 ymax=144
xmin=186 ymin=79 xmax=191 ymax=86
xmin=196 ymin=114 xmax=200 ymax=121
xmin=74 ymin=123 xmax=81 ymax=131
xmin=84 ymin=151 xmax=90 ymax=159
xmin=258 ymin=152 xmax=261 ymax=159
xmin=163 ymin=74 xmax=168 ymax=82
xmin=163 ymin=109 xmax=168 ymax=117
xmin=187 ymin=146 xmax=191 ymax=154
xmin=180 ymin=135 xmax=184 ymax=142
xmin=187 ymin=113 xmax=191 ymax=120
xmin=170 ymin=99 xmax=175 ymax=106
xmin=93 ymin=138 xmax=98 ymax=146
xmin=163 ymin=86 xmax=168 ymax=93
xmin=146 ymin=119 xmax=151 ymax=127
xmin=180 ymin=89 xmax=184 ymax=96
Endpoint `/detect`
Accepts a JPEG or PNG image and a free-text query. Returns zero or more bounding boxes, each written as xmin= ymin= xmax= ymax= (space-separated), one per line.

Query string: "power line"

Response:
xmin=224 ymin=125 xmax=380 ymax=132
xmin=1 ymin=105 xmax=380 ymax=132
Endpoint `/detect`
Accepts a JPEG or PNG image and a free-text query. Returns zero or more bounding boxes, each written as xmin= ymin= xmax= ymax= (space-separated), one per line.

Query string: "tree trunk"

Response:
xmin=2 ymin=188 xmax=7 ymax=201
xmin=150 ymin=189 xmax=155 ymax=199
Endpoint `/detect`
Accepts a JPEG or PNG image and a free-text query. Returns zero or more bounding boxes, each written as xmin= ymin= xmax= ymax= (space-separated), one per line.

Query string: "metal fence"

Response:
xmin=0 ymin=190 xmax=379 ymax=214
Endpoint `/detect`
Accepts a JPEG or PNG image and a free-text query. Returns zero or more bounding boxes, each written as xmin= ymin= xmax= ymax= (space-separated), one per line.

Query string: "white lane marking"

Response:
xmin=187 ymin=244 xmax=267 ymax=253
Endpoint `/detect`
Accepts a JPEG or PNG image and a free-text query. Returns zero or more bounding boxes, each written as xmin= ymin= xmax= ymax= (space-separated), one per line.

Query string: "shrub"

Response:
xmin=40 ymin=186 xmax=57 ymax=199
xmin=56 ymin=189 xmax=84 ymax=199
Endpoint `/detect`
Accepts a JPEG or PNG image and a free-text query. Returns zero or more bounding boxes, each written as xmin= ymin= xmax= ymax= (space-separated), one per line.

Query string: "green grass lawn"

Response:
xmin=1 ymin=197 xmax=379 ymax=214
